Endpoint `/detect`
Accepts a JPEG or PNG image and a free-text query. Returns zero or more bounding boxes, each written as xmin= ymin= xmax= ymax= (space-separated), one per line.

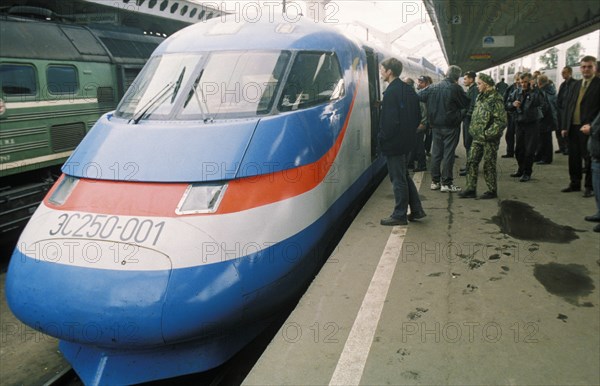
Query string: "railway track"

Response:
xmin=42 ymin=367 xmax=80 ymax=386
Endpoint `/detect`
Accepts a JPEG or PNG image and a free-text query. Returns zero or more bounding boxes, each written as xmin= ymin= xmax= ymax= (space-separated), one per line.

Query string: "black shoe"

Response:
xmin=561 ymin=186 xmax=581 ymax=192
xmin=584 ymin=214 xmax=600 ymax=222
xmin=407 ymin=211 xmax=427 ymax=221
xmin=519 ymin=175 xmax=531 ymax=182
xmin=480 ymin=191 xmax=497 ymax=199
xmin=458 ymin=190 xmax=477 ymax=198
xmin=536 ymin=160 xmax=550 ymax=165
xmin=594 ymin=224 xmax=600 ymax=233
xmin=459 ymin=170 xmax=467 ymax=176
xmin=414 ymin=166 xmax=427 ymax=172
xmin=501 ymin=154 xmax=514 ymax=158
xmin=583 ymin=188 xmax=594 ymax=198
xmin=510 ymin=171 xmax=523 ymax=177
xmin=380 ymin=216 xmax=408 ymax=226
xmin=554 ymin=149 xmax=563 ymax=154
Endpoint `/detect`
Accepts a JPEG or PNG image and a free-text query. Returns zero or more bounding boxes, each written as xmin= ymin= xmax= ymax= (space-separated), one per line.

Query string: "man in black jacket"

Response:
xmin=506 ymin=73 xmax=544 ymax=182
xmin=502 ymin=73 xmax=521 ymax=158
xmin=418 ymin=65 xmax=469 ymax=192
xmin=535 ymin=75 xmax=558 ymax=164
xmin=378 ymin=58 xmax=426 ymax=226
xmin=560 ymin=56 xmax=600 ymax=196
xmin=556 ymin=66 xmax=575 ymax=155
xmin=459 ymin=70 xmax=478 ymax=176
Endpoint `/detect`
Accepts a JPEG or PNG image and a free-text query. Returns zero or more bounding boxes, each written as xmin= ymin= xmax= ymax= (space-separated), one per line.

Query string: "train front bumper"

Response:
xmin=6 ymin=237 xmax=245 ymax=349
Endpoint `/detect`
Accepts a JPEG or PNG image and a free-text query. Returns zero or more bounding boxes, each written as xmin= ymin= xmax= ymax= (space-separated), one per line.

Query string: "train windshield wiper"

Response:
xmin=130 ymin=68 xmax=186 ymax=124
xmin=183 ymin=70 xmax=213 ymax=123
xmin=129 ymin=82 xmax=174 ymax=124
xmin=170 ymin=68 xmax=186 ymax=103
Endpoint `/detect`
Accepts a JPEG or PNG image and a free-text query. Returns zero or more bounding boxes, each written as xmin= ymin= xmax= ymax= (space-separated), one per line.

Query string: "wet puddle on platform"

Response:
xmin=492 ymin=201 xmax=594 ymax=306
xmin=491 ymin=200 xmax=579 ymax=243
xmin=533 ymin=263 xmax=595 ymax=306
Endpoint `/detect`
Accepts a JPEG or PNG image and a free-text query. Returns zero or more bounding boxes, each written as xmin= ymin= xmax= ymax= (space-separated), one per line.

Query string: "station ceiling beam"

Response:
xmin=424 ymin=0 xmax=600 ymax=72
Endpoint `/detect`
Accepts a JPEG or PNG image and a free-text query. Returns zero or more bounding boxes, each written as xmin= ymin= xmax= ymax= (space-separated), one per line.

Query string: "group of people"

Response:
xmin=377 ymin=55 xmax=600 ymax=233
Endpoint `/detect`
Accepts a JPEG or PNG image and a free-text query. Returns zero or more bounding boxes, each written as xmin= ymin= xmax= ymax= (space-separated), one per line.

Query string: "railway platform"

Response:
xmin=244 ymin=147 xmax=600 ymax=385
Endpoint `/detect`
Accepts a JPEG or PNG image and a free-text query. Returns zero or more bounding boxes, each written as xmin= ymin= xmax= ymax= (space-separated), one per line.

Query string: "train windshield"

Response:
xmin=115 ymin=51 xmax=290 ymax=121
xmin=179 ymin=51 xmax=290 ymax=120
xmin=116 ymin=54 xmax=201 ymax=121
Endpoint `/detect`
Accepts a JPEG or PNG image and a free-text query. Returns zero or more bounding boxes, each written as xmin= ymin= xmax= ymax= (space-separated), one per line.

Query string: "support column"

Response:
xmin=556 ymin=42 xmax=568 ymax=86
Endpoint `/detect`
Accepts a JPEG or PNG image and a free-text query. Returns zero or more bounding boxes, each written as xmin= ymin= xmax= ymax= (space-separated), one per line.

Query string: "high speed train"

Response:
xmin=6 ymin=14 xmax=440 ymax=385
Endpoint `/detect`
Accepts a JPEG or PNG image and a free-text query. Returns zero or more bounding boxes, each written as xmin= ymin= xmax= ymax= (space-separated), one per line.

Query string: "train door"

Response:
xmin=364 ymin=47 xmax=380 ymax=162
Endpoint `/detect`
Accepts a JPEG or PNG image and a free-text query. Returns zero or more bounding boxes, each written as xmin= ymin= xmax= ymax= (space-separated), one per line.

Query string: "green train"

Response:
xmin=0 ymin=16 xmax=163 ymax=236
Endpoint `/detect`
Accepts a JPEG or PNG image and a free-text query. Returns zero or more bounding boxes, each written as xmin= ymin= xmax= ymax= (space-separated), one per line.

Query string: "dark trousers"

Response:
xmin=431 ymin=127 xmax=460 ymax=185
xmin=424 ymin=128 xmax=432 ymax=154
xmin=567 ymin=125 xmax=593 ymax=189
xmin=505 ymin=114 xmax=516 ymax=156
xmin=536 ymin=129 xmax=553 ymax=163
xmin=409 ymin=130 xmax=427 ymax=168
xmin=555 ymin=130 xmax=568 ymax=153
xmin=592 ymin=159 xmax=600 ymax=216
xmin=515 ymin=121 xmax=539 ymax=176
xmin=386 ymin=154 xmax=424 ymax=220
xmin=462 ymin=116 xmax=473 ymax=164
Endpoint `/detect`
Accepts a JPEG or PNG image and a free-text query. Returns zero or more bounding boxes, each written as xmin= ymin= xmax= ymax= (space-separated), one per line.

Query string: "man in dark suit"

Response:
xmin=556 ymin=66 xmax=576 ymax=155
xmin=561 ymin=56 xmax=600 ymax=197
xmin=378 ymin=58 xmax=426 ymax=226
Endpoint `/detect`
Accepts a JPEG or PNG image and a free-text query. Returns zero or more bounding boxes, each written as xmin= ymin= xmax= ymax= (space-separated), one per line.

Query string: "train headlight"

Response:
xmin=176 ymin=183 xmax=228 ymax=215
xmin=49 ymin=176 xmax=79 ymax=206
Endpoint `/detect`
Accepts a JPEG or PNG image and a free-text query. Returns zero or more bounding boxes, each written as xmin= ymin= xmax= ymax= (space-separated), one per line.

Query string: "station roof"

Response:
xmin=424 ymin=0 xmax=600 ymax=72
xmin=1 ymin=0 xmax=226 ymax=36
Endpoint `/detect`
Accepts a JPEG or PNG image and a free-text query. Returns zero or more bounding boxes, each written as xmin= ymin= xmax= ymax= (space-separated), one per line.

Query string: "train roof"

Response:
xmin=155 ymin=15 xmax=358 ymax=56
xmin=0 ymin=17 xmax=163 ymax=64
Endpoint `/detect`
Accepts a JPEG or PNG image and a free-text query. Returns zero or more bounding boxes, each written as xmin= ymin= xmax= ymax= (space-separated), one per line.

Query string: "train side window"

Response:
xmin=47 ymin=66 xmax=79 ymax=95
xmin=278 ymin=52 xmax=344 ymax=112
xmin=0 ymin=64 xmax=37 ymax=96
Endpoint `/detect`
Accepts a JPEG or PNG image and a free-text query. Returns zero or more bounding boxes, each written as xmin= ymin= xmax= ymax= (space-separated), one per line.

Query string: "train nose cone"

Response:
xmin=6 ymin=240 xmax=172 ymax=348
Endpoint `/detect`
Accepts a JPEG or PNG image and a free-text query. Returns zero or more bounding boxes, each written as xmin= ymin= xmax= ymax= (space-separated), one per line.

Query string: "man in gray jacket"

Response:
xmin=418 ymin=65 xmax=469 ymax=192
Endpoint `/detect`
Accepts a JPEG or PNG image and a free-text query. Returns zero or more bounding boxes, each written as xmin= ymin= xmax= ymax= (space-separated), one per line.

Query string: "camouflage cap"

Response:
xmin=478 ymin=73 xmax=495 ymax=86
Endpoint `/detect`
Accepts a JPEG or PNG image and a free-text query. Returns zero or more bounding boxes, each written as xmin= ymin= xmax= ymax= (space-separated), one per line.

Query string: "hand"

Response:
xmin=580 ymin=124 xmax=591 ymax=135
xmin=561 ymin=129 xmax=568 ymax=138
xmin=513 ymin=100 xmax=521 ymax=108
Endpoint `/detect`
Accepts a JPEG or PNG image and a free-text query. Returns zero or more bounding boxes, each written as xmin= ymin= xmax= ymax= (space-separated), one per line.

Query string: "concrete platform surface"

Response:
xmin=244 ymin=148 xmax=600 ymax=386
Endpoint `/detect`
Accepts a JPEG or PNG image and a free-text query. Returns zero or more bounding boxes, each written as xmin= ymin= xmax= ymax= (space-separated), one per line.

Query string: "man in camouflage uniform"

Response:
xmin=459 ymin=73 xmax=507 ymax=199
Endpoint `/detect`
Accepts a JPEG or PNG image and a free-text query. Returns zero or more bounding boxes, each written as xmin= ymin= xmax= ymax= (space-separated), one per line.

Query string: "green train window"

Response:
xmin=0 ymin=64 xmax=37 ymax=96
xmin=47 ymin=65 xmax=79 ymax=95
